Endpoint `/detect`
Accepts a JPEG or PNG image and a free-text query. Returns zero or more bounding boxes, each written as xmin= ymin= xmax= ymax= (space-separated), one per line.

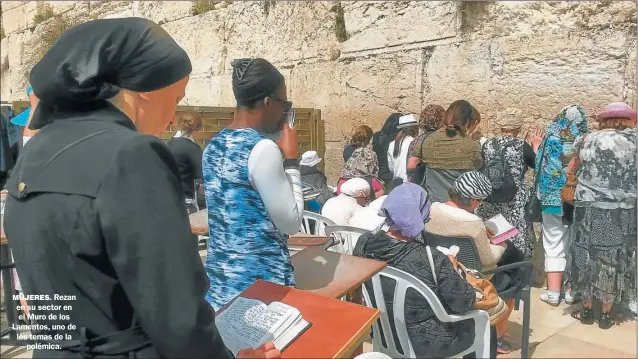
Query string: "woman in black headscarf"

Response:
xmin=372 ymin=113 xmax=401 ymax=185
xmin=3 ymin=18 xmax=277 ymax=359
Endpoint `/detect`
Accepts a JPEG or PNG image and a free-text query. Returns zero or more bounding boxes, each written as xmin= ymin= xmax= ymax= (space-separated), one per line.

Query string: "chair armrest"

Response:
xmin=446 ymin=309 xmax=489 ymax=323
xmin=484 ymin=260 xmax=533 ymax=275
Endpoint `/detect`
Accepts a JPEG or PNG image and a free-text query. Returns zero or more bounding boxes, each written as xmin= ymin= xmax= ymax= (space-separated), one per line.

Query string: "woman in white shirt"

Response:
xmin=388 ymin=114 xmax=419 ymax=182
xmin=321 ymin=178 xmax=370 ymax=225
xmin=349 ymin=195 xmax=387 ymax=231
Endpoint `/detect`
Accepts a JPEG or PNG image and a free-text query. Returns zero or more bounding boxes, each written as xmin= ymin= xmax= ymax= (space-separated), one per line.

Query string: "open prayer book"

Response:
xmin=216 ymin=297 xmax=311 ymax=356
xmin=485 ymin=214 xmax=520 ymax=245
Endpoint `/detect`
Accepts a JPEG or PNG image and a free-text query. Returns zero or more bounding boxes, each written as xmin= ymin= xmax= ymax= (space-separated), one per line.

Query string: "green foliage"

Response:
xmin=192 ymin=1 xmax=218 ymax=16
xmin=1 ymin=55 xmax=9 ymax=77
xmin=334 ymin=2 xmax=347 ymax=43
xmin=33 ymin=3 xmax=55 ymax=25
xmin=0 ymin=26 xmax=5 ymax=40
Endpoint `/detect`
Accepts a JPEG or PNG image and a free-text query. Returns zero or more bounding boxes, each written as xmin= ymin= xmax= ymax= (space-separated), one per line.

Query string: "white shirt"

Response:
xmin=349 ymin=195 xmax=387 ymax=231
xmin=247 ymin=140 xmax=304 ymax=235
xmin=321 ymin=194 xmax=362 ymax=226
xmin=387 ymin=136 xmax=414 ymax=182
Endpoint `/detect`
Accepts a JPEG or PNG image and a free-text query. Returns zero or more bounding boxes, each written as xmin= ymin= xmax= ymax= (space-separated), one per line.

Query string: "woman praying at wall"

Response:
xmin=568 ymin=102 xmax=637 ymax=329
xmin=339 ymin=124 xmax=385 ymax=199
xmin=477 ymin=108 xmax=544 ymax=258
xmin=372 ymin=113 xmax=402 ymax=185
xmin=202 ymin=58 xmax=304 ymax=311
xmin=3 ymin=17 xmax=279 ymax=359
xmin=410 ymin=100 xmax=484 ymax=203
xmin=407 ymin=104 xmax=446 ymax=185
xmin=387 ymin=114 xmax=418 ymax=184
xmin=536 ymin=105 xmax=588 ymax=307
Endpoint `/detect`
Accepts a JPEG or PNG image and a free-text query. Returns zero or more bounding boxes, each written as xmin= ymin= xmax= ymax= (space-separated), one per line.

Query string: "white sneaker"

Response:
xmin=540 ymin=291 xmax=560 ymax=306
xmin=563 ymin=290 xmax=576 ymax=305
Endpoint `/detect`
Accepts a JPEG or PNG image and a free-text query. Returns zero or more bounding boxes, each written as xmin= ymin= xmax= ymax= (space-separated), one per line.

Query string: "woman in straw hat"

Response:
xmin=477 ymin=108 xmax=544 ymax=258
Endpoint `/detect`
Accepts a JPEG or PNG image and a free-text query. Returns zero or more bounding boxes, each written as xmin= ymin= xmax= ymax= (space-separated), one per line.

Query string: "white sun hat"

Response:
xmin=300 ymin=151 xmax=322 ymax=167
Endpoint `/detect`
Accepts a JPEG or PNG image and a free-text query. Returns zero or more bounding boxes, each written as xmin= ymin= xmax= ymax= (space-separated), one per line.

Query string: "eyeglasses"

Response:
xmin=269 ymin=95 xmax=293 ymax=113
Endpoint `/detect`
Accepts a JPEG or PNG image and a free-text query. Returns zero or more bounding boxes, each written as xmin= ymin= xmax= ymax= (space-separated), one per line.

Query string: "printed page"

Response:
xmin=268 ymin=302 xmax=300 ymax=341
xmin=485 ymin=214 xmax=513 ymax=236
xmin=216 ymin=297 xmax=295 ymax=356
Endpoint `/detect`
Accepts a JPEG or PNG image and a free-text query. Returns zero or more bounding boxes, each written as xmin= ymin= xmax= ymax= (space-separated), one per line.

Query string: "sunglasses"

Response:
xmin=269 ymin=95 xmax=293 ymax=113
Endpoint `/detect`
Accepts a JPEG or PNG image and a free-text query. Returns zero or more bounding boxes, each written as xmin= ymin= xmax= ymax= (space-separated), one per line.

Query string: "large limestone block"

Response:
xmin=1 ymin=1 xmax=28 ymax=12
xmin=289 ymin=61 xmax=346 ymax=143
xmin=162 ymin=14 xmax=226 ymax=77
xmin=134 ymin=1 xmax=192 ymax=25
xmin=1 ymin=1 xmax=38 ymax=34
xmin=461 ymin=1 xmax=636 ymax=39
xmin=220 ymin=1 xmax=339 ymax=64
xmin=423 ymin=40 xmax=494 ymax=125
xmin=341 ymin=1 xmax=458 ymax=55
xmin=487 ymin=29 xmax=629 ymax=131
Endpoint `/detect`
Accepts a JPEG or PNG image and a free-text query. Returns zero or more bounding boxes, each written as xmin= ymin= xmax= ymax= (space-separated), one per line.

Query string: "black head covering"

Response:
xmin=377 ymin=113 xmax=402 ymax=147
xmin=231 ymin=58 xmax=284 ymax=107
xmin=29 ymin=17 xmax=192 ymax=130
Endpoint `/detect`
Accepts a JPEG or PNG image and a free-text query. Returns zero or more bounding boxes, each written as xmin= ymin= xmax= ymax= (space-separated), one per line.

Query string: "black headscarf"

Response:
xmin=29 ymin=17 xmax=192 ymax=130
xmin=373 ymin=113 xmax=402 ymax=181
xmin=231 ymin=58 xmax=284 ymax=107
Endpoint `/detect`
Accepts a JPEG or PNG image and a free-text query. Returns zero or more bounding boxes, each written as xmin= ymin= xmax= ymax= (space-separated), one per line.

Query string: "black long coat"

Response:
xmin=3 ymin=106 xmax=232 ymax=358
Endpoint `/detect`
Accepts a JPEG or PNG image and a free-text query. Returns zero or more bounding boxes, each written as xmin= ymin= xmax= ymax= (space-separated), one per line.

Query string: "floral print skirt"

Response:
xmin=569 ymin=204 xmax=637 ymax=305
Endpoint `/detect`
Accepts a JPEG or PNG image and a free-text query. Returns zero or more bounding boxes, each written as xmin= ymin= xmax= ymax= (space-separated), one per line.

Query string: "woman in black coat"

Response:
xmin=3 ymin=18 xmax=276 ymax=359
xmin=353 ymin=183 xmax=495 ymax=358
xmin=372 ymin=113 xmax=401 ymax=185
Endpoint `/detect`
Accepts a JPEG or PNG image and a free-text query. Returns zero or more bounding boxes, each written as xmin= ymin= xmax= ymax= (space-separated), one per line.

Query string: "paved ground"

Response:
xmin=2 ymin=286 xmax=635 ymax=358
xmin=2 ymin=246 xmax=636 ymax=358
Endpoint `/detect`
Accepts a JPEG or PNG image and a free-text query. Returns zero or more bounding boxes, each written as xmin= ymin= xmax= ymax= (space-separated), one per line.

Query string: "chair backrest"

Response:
xmin=324 ymin=225 xmax=368 ymax=255
xmin=423 ymin=231 xmax=483 ymax=271
xmin=354 ymin=353 xmax=393 ymax=359
xmin=300 ymin=211 xmax=335 ymax=236
xmin=361 ymin=266 xmax=465 ymax=358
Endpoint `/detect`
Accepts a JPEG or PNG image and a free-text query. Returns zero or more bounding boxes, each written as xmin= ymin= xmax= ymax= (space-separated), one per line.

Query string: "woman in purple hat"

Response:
xmin=567 ymin=102 xmax=637 ymax=329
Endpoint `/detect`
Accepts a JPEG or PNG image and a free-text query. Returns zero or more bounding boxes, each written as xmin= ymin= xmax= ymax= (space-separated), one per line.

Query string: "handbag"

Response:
xmin=425 ymin=247 xmax=508 ymax=327
xmin=561 ymin=133 xmax=587 ymax=203
xmin=457 ymin=262 xmax=509 ymax=326
xmin=526 ymin=138 xmax=548 ymax=223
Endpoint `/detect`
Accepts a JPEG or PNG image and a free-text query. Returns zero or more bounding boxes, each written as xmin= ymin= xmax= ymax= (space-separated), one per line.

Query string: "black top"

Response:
xmin=353 ymin=231 xmax=476 ymax=358
xmin=166 ymin=137 xmax=203 ymax=199
xmin=522 ymin=142 xmax=536 ymax=169
xmin=3 ymin=105 xmax=232 ymax=359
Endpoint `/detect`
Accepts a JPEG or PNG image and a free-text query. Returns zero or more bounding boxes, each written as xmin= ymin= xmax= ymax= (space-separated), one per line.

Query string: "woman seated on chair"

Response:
xmin=426 ymin=171 xmax=524 ymax=354
xmin=353 ymin=183 xmax=482 ymax=358
xmin=321 ymin=178 xmax=370 ymax=225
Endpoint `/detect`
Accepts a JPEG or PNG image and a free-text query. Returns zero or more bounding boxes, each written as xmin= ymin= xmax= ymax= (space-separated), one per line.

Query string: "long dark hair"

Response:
xmin=444 ymin=100 xmax=481 ymax=137
xmin=392 ymin=126 xmax=419 ymax=158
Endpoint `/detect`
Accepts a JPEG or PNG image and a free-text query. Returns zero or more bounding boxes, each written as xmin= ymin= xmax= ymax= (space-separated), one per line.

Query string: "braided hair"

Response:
xmin=231 ymin=58 xmax=284 ymax=108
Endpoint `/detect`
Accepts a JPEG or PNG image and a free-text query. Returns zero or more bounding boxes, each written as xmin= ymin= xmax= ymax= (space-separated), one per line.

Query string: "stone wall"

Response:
xmin=1 ymin=1 xmax=636 ymax=180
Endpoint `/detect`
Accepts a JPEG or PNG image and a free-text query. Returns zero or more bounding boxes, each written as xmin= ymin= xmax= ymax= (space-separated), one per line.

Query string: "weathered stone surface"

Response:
xmin=1 ymin=0 xmax=636 ymax=180
xmin=341 ymin=1 xmax=459 ymax=55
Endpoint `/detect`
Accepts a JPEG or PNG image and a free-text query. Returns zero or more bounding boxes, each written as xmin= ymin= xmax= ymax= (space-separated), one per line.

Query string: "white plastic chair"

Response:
xmin=300 ymin=211 xmax=335 ymax=236
xmin=354 ymin=353 xmax=393 ymax=359
xmin=361 ymin=266 xmax=491 ymax=359
xmin=325 ymin=225 xmax=368 ymax=255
